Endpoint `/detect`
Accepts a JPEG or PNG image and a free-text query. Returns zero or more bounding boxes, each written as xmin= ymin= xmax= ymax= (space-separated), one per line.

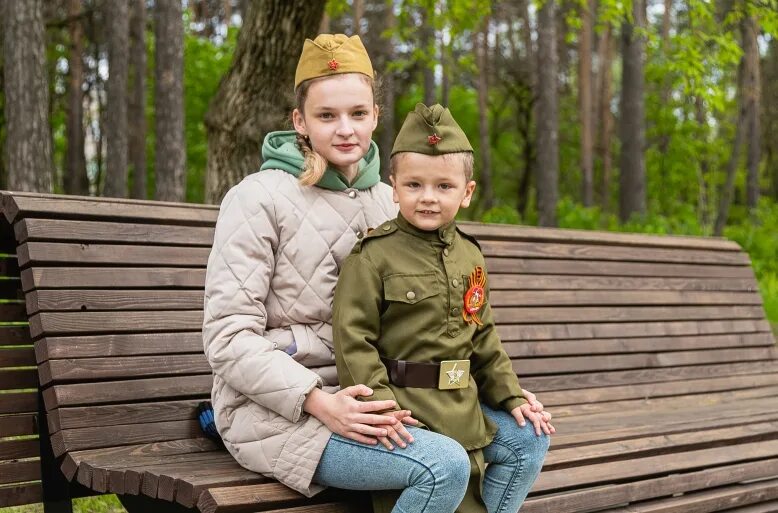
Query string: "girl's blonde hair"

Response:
xmin=294 ymin=73 xmax=380 ymax=186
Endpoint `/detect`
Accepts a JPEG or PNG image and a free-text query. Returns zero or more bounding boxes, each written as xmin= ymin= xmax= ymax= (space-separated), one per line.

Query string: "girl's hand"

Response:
xmin=376 ymin=411 xmax=416 ymax=450
xmin=511 ymin=403 xmax=555 ymax=436
xmin=303 ymin=385 xmax=403 ymax=445
xmin=522 ymin=388 xmax=544 ymax=413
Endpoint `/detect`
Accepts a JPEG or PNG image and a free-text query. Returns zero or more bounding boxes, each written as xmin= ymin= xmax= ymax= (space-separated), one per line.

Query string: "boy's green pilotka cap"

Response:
xmin=294 ymin=34 xmax=374 ymax=89
xmin=391 ymin=103 xmax=474 ymax=157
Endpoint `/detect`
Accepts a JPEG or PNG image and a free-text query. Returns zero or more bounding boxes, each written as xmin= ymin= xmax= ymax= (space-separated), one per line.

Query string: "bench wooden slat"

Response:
xmin=29 ymin=310 xmax=204 ymax=338
xmin=552 ymin=399 xmax=778 ymax=449
xmin=485 ymin=257 xmax=756 ymax=278
xmin=0 ymin=278 xmax=22 ymax=299
xmin=504 ymin=333 xmax=776 ymax=357
xmin=498 ymin=319 xmax=772 ymax=342
xmin=722 ymin=501 xmax=778 ymax=513
xmin=35 ymin=332 xmax=202 ymax=362
xmin=512 ymin=347 xmax=777 ymax=375
xmin=0 ymin=302 xmax=27 ymax=322
xmin=196 ymin=484 xmax=358 ymax=513
xmin=1 ymin=191 xmax=218 ymax=225
xmin=0 ymin=460 xmax=40 ymax=486
xmin=538 ymin=372 xmax=778 ymax=406
xmin=28 ymin=288 xmax=766 ymax=313
xmin=549 ymin=385 xmax=778 ymax=418
xmin=599 ymin=477 xmax=778 ymax=513
xmin=545 ymin=420 xmax=778 ymax=468
xmin=21 ymin=267 xmax=205 ymax=292
xmin=0 ymin=413 xmax=37 ymax=437
xmin=495 ymin=305 xmax=767 ymax=324
xmin=0 ymin=482 xmax=43 ymax=509
xmin=16 ymin=218 xmax=215 ymax=246
xmin=0 ymin=347 xmax=36 ymax=367
xmin=0 ymin=392 xmax=37 ymax=415
xmin=27 ymin=289 xmax=206 ymax=314
xmin=28 ymin=307 xmax=767 ymax=338
xmin=17 ymin=242 xmax=211 ymax=267
xmin=493 ymin=289 xmax=765 ymax=306
xmin=488 ymin=274 xmax=760 ymax=292
xmin=41 ymin=354 xmax=210 ymax=385
xmin=0 ymin=326 xmax=31 ymax=345
xmin=62 ymin=438 xmax=218 ymax=481
xmin=521 ymin=459 xmax=778 ymax=513
xmin=480 ymin=240 xmax=751 ymax=265
xmin=0 ymin=368 xmax=38 ymax=389
xmin=0 ymin=438 xmax=39 ymax=460
xmin=533 ymin=439 xmax=778 ymax=493
xmin=51 ymin=419 xmax=202 ymax=456
xmin=42 ymin=374 xmax=211 ymax=410
xmin=522 ymin=360 xmax=778 ymax=392
xmin=48 ymin=399 xmax=200 ymax=432
xmin=460 ymin=221 xmax=742 ymax=251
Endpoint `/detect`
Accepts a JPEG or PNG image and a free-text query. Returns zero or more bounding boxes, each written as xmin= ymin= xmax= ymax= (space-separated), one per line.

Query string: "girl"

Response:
xmin=202 ymin=34 xmax=550 ymax=512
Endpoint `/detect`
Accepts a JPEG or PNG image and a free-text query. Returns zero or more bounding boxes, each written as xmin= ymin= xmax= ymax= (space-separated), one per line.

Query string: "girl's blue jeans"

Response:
xmin=312 ymin=403 xmax=550 ymax=513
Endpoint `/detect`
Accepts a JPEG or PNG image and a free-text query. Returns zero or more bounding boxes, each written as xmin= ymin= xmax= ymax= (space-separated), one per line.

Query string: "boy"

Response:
xmin=332 ymin=103 xmax=552 ymax=513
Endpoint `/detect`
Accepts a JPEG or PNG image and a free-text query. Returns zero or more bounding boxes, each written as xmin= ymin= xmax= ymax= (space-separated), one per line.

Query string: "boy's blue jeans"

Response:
xmin=313 ymin=403 xmax=550 ymax=513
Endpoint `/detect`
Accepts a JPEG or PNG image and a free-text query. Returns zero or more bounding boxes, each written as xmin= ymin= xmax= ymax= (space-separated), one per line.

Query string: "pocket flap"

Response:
xmin=383 ymin=272 xmax=439 ymax=304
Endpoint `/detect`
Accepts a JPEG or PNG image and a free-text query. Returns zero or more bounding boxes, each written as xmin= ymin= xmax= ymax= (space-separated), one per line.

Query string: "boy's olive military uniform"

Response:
xmin=333 ymin=216 xmax=526 ymax=513
xmin=333 ymin=102 xmax=529 ymax=513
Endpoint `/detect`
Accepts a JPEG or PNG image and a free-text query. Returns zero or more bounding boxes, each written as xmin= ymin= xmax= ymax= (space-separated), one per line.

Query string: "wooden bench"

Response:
xmin=1 ymin=190 xmax=777 ymax=513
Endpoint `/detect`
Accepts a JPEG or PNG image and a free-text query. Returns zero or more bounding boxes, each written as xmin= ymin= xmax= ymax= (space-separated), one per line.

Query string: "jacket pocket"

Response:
xmin=383 ymin=272 xmax=440 ymax=304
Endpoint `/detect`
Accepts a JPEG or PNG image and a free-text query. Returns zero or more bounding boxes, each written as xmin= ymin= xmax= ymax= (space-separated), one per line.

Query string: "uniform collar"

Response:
xmin=395 ymin=213 xmax=457 ymax=245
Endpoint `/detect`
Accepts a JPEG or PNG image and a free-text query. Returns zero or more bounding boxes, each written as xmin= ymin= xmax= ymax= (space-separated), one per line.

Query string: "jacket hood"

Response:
xmin=260 ymin=130 xmax=381 ymax=191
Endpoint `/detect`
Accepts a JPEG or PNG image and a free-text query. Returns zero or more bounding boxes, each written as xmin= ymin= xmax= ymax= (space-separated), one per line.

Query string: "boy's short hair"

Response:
xmin=390 ymin=151 xmax=475 ymax=181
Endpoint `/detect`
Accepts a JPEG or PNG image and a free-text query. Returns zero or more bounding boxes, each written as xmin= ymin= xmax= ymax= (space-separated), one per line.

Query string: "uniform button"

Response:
xmin=452 ymin=279 xmax=459 ymax=287
xmin=383 ymin=225 xmax=391 ymax=231
xmin=356 ymin=231 xmax=364 ymax=239
xmin=443 ymin=248 xmax=449 ymax=257
xmin=272 ymin=343 xmax=278 ymax=349
xmin=348 ymin=190 xmax=357 ymax=199
xmin=451 ymin=307 xmax=460 ymax=316
xmin=406 ymin=291 xmax=416 ymax=301
xmin=450 ymin=329 xmax=460 ymax=336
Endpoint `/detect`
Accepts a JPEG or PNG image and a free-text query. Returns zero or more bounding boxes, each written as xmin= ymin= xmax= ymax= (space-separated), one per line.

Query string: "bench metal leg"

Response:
xmin=38 ymin=390 xmax=75 ymax=513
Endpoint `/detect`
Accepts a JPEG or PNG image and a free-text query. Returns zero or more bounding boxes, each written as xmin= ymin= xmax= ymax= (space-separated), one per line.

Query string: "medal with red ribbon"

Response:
xmin=463 ymin=266 xmax=486 ymax=325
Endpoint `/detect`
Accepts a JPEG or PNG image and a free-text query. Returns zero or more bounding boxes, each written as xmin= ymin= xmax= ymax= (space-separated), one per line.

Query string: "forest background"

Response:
xmin=2 ymin=0 xmax=778 ymax=331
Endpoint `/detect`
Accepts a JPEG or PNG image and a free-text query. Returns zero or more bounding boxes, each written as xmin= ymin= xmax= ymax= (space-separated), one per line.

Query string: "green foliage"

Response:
xmin=0 ymin=495 xmax=125 ymax=513
xmin=480 ymin=204 xmax=522 ymax=224
xmin=181 ymin=26 xmax=237 ymax=203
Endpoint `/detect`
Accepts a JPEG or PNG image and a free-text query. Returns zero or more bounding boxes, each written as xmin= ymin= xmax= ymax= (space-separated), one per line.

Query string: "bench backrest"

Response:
xmin=0 ymin=219 xmax=41 ymax=508
xmin=1 ymin=191 xmax=775 ymax=508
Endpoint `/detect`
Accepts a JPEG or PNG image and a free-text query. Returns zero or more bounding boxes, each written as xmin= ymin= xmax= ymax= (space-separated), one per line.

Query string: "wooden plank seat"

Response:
xmin=0 ymin=190 xmax=776 ymax=513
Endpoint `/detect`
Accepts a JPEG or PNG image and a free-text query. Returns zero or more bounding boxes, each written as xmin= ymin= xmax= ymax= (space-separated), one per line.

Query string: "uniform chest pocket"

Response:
xmin=383 ymin=272 xmax=440 ymax=304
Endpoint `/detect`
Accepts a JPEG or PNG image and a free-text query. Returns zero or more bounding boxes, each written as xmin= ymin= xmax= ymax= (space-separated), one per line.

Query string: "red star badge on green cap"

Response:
xmin=427 ymin=133 xmax=442 ymax=145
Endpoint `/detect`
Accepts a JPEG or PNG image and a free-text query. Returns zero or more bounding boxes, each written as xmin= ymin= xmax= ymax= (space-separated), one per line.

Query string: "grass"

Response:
xmin=0 ymin=495 xmax=126 ymax=513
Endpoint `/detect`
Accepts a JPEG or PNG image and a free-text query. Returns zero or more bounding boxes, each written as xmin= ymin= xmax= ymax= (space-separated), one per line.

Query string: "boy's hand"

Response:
xmin=511 ymin=403 xmax=555 ymax=436
xmin=376 ymin=410 xmax=416 ymax=450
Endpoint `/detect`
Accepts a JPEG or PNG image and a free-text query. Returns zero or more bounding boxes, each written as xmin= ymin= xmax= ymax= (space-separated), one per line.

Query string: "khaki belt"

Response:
xmin=381 ymin=357 xmax=470 ymax=390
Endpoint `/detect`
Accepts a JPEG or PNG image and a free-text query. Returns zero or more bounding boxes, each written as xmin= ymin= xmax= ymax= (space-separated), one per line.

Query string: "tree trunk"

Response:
xmin=742 ymin=15 xmax=760 ymax=210
xmin=65 ymin=0 xmax=89 ymax=195
xmin=378 ymin=5 xmax=397 ymax=182
xmin=596 ymin=23 xmax=614 ymax=211
xmin=695 ymin=95 xmax=710 ymax=228
xmin=475 ymin=20 xmax=494 ymax=212
xmin=579 ymin=0 xmax=594 ymax=206
xmin=714 ymin=49 xmax=748 ymax=236
xmin=3 ymin=0 xmax=53 ymax=192
xmin=103 ymin=0 xmax=130 ymax=197
xmin=536 ymin=0 xmax=559 ymax=227
xmin=205 ymin=0 xmax=326 ymax=204
xmin=421 ymin=7 xmax=436 ymax=106
xmin=618 ymin=0 xmax=647 ymax=222
xmin=154 ymin=0 xmax=186 ymax=201
xmin=765 ymin=38 xmax=778 ymax=201
xmin=441 ymin=29 xmax=449 ymax=106
xmin=129 ymin=0 xmax=147 ymax=199
xmin=353 ymin=0 xmax=364 ymax=36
